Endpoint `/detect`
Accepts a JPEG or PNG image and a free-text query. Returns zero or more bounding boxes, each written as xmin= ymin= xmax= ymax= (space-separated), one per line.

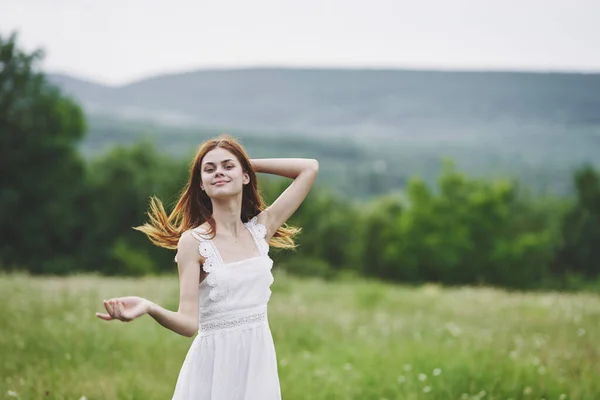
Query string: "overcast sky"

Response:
xmin=3 ymin=0 xmax=599 ymax=85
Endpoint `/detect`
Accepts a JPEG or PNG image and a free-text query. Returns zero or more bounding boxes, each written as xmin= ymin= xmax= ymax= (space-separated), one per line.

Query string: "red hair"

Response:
xmin=135 ymin=134 xmax=299 ymax=249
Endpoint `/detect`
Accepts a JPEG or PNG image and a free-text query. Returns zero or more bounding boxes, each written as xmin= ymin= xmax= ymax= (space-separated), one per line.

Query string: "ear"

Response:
xmin=242 ymin=172 xmax=250 ymax=185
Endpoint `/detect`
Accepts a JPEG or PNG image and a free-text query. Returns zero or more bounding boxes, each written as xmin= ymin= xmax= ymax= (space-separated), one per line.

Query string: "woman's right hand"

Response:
xmin=96 ymin=296 xmax=152 ymax=322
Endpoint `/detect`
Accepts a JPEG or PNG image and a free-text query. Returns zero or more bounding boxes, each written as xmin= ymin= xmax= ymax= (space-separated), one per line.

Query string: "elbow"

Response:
xmin=183 ymin=330 xmax=196 ymax=338
xmin=308 ymin=159 xmax=319 ymax=174
xmin=182 ymin=317 xmax=198 ymax=337
xmin=182 ymin=325 xmax=197 ymax=337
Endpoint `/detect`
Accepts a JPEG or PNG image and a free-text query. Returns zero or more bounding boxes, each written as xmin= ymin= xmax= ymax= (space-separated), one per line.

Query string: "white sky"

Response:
xmin=3 ymin=0 xmax=599 ymax=85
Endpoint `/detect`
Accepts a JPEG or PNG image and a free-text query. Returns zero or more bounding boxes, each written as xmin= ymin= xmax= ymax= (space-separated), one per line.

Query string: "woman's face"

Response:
xmin=200 ymin=147 xmax=249 ymax=198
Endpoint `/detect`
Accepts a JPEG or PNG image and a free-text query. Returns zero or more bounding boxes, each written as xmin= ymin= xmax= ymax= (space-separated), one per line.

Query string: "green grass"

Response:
xmin=1 ymin=272 xmax=599 ymax=400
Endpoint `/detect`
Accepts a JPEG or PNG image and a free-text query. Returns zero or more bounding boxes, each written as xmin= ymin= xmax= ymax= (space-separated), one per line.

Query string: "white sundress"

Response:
xmin=171 ymin=216 xmax=281 ymax=400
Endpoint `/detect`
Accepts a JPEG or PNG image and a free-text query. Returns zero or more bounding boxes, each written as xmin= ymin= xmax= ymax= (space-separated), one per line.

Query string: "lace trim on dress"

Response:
xmin=199 ymin=310 xmax=267 ymax=333
xmin=191 ymin=230 xmax=228 ymax=304
xmin=181 ymin=217 xmax=269 ymax=314
xmin=245 ymin=216 xmax=269 ymax=256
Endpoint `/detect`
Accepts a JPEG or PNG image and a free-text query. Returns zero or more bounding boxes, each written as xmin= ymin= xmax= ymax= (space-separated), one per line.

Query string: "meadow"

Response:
xmin=1 ymin=272 xmax=599 ymax=400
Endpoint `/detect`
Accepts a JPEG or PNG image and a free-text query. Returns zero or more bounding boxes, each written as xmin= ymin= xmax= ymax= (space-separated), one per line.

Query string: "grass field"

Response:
xmin=1 ymin=272 xmax=599 ymax=400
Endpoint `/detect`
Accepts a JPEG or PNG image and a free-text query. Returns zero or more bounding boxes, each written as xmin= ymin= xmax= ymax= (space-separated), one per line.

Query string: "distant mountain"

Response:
xmin=48 ymin=73 xmax=113 ymax=103
xmin=48 ymin=68 xmax=600 ymax=139
xmin=47 ymin=68 xmax=600 ymax=196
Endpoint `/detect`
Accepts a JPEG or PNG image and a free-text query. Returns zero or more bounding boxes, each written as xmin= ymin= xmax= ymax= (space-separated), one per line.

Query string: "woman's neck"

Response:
xmin=211 ymin=198 xmax=244 ymax=239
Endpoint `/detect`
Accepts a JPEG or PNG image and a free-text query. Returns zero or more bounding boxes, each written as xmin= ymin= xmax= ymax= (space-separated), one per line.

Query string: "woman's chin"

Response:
xmin=208 ymin=188 xmax=243 ymax=199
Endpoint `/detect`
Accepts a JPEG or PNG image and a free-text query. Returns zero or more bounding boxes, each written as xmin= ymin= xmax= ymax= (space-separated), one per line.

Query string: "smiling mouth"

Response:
xmin=213 ymin=181 xmax=230 ymax=185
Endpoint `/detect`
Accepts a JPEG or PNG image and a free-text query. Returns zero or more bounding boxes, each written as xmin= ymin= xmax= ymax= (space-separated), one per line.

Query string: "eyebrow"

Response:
xmin=203 ymin=159 xmax=235 ymax=167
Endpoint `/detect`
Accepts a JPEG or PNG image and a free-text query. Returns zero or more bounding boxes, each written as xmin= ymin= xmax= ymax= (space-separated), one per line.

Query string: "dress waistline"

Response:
xmin=198 ymin=305 xmax=268 ymax=336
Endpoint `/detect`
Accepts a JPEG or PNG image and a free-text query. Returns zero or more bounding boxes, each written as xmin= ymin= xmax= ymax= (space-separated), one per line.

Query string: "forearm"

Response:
xmin=148 ymin=302 xmax=198 ymax=337
xmin=251 ymin=158 xmax=318 ymax=179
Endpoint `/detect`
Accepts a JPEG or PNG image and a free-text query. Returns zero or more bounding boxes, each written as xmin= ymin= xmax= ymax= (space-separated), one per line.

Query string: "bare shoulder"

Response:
xmin=176 ymin=230 xmax=203 ymax=264
xmin=178 ymin=230 xmax=198 ymax=247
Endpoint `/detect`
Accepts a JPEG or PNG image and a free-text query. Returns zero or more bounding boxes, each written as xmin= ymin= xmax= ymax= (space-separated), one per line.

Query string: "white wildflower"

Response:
xmin=445 ymin=322 xmax=462 ymax=337
xmin=538 ymin=366 xmax=546 ymax=375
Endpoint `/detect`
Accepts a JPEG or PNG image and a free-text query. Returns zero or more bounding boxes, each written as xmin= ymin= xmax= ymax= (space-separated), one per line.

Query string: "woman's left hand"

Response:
xmin=96 ymin=296 xmax=152 ymax=322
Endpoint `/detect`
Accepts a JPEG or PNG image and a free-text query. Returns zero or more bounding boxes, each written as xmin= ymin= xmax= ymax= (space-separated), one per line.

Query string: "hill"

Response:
xmin=48 ymin=68 xmax=600 ymax=197
xmin=49 ymin=68 xmax=600 ymax=138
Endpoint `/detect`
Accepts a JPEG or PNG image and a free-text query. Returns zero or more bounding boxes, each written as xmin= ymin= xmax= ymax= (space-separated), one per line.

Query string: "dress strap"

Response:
xmin=244 ymin=216 xmax=270 ymax=256
xmin=190 ymin=227 xmax=228 ymax=303
xmin=175 ymin=218 xmax=269 ymax=263
xmin=174 ymin=229 xmax=214 ymax=264
xmin=190 ymin=228 xmax=224 ymax=273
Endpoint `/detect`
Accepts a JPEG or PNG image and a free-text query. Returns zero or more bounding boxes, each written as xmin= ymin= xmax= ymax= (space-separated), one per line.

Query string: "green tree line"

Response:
xmin=2 ymin=32 xmax=599 ymax=290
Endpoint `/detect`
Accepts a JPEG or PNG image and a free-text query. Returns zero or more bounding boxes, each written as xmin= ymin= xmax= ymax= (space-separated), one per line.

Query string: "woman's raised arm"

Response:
xmin=251 ymin=158 xmax=319 ymax=239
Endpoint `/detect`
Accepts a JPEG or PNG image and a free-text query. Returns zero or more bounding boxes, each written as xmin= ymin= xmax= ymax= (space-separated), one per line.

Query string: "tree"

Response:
xmin=385 ymin=161 xmax=555 ymax=288
xmin=555 ymin=165 xmax=600 ymax=278
xmin=0 ymin=31 xmax=87 ymax=273
xmin=361 ymin=194 xmax=405 ymax=280
xmin=83 ymin=140 xmax=189 ymax=275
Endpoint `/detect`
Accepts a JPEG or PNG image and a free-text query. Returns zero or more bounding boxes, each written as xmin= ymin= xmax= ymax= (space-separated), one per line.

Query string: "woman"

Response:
xmin=95 ymin=134 xmax=319 ymax=399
